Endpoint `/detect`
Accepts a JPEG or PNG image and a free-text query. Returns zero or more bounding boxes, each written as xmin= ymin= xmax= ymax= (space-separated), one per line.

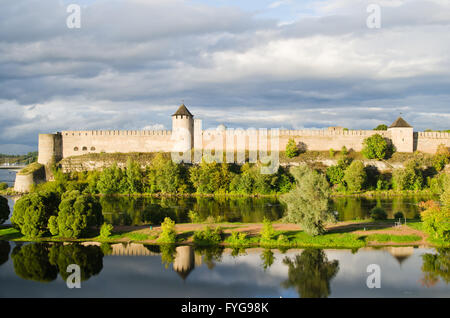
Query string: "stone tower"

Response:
xmin=37 ymin=132 xmax=63 ymax=165
xmin=171 ymin=104 xmax=194 ymax=152
xmin=388 ymin=117 xmax=414 ymax=153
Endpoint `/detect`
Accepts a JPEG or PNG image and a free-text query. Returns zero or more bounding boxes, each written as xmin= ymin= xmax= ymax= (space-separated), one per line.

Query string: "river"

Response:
xmin=0 ymin=242 xmax=448 ymax=297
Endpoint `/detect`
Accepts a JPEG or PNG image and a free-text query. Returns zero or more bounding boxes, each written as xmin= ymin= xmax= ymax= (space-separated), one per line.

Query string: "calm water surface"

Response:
xmin=0 ymin=242 xmax=448 ymax=297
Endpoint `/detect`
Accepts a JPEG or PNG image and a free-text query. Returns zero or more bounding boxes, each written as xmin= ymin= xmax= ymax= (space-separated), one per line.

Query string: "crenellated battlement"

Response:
xmin=417 ymin=131 xmax=450 ymax=138
xmin=62 ymin=130 xmax=173 ymax=136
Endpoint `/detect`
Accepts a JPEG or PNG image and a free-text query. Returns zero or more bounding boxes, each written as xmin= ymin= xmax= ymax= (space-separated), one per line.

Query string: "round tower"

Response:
xmin=171 ymin=104 xmax=194 ymax=152
xmin=37 ymin=132 xmax=63 ymax=165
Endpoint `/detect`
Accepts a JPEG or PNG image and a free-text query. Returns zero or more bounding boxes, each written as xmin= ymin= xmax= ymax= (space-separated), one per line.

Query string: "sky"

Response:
xmin=1 ymin=0 xmax=449 ymax=154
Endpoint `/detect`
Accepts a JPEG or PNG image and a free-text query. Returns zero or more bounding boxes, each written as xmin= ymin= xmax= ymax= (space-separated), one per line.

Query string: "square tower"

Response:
xmin=388 ymin=117 xmax=414 ymax=153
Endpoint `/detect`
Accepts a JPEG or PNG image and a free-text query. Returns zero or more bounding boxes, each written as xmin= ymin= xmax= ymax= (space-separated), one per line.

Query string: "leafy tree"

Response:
xmin=285 ymin=138 xmax=299 ymax=158
xmin=341 ymin=146 xmax=348 ymax=156
xmin=374 ymin=124 xmax=388 ymax=131
xmin=280 ymin=165 xmax=335 ymax=236
xmin=432 ymin=144 xmax=450 ymax=172
xmin=11 ymin=192 xmax=60 ymax=238
xmin=125 ymin=158 xmax=143 ymax=194
xmin=147 ymin=153 xmax=186 ymax=193
xmin=343 ymin=161 xmax=367 ymax=192
xmin=0 ymin=182 xmax=7 ymax=190
xmin=97 ymin=163 xmax=126 ymax=194
xmin=49 ymin=190 xmax=103 ymax=238
xmin=282 ymin=249 xmax=339 ymax=298
xmin=0 ymin=195 xmax=10 ymax=224
xmin=11 ymin=243 xmax=58 ymax=282
xmin=392 ymin=159 xmax=424 ymax=190
xmin=362 ymin=134 xmax=393 ymax=160
xmin=419 ymin=200 xmax=449 ymax=241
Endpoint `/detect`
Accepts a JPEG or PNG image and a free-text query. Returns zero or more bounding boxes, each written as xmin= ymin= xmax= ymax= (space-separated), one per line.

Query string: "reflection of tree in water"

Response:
xmin=420 ymin=249 xmax=449 ymax=287
xmin=194 ymin=246 xmax=224 ymax=270
xmin=160 ymin=244 xmax=176 ymax=269
xmin=11 ymin=243 xmax=104 ymax=283
xmin=260 ymin=249 xmax=275 ymax=271
xmin=0 ymin=241 xmax=11 ymax=266
xmin=282 ymin=249 xmax=339 ymax=298
xmin=48 ymin=244 xmax=104 ymax=281
xmin=11 ymin=243 xmax=58 ymax=282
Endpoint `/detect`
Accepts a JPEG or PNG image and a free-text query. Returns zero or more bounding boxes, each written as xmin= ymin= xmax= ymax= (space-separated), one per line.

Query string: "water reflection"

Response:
xmin=99 ymin=195 xmax=434 ymax=226
xmin=0 ymin=242 xmax=448 ymax=297
xmin=420 ymin=249 xmax=449 ymax=287
xmin=0 ymin=241 xmax=10 ymax=266
xmin=282 ymin=249 xmax=339 ymax=298
xmin=10 ymin=243 xmax=104 ymax=283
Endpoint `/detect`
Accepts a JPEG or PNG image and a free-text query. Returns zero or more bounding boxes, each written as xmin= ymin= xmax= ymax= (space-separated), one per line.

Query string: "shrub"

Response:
xmin=11 ymin=191 xmax=60 ymax=238
xmin=0 ymin=196 xmax=9 ymax=224
xmin=193 ymin=226 xmax=223 ymax=245
xmin=99 ymin=223 xmax=114 ymax=238
xmin=0 ymin=183 xmax=8 ymax=191
xmin=227 ymin=231 xmax=248 ymax=245
xmin=260 ymin=217 xmax=275 ymax=241
xmin=341 ymin=146 xmax=348 ymax=156
xmin=188 ymin=210 xmax=202 ymax=223
xmin=277 ymin=234 xmax=289 ymax=244
xmin=285 ymin=138 xmax=299 ymax=158
xmin=394 ymin=212 xmax=404 ymax=220
xmin=157 ymin=217 xmax=177 ymax=244
xmin=329 ymin=149 xmax=335 ymax=158
xmin=370 ymin=207 xmax=388 ymax=220
xmin=49 ymin=190 xmax=103 ymax=238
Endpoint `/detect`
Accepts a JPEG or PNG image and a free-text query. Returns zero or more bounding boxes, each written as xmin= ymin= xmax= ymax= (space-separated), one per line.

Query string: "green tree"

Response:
xmin=374 ymin=124 xmax=388 ymax=131
xmin=362 ymin=134 xmax=393 ymax=160
xmin=97 ymin=163 xmax=126 ymax=194
xmin=99 ymin=223 xmax=114 ymax=238
xmin=125 ymin=158 xmax=143 ymax=194
xmin=392 ymin=159 xmax=424 ymax=190
xmin=280 ymin=165 xmax=335 ymax=236
xmin=420 ymin=249 xmax=449 ymax=286
xmin=260 ymin=249 xmax=275 ymax=271
xmin=0 ymin=241 xmax=10 ymax=266
xmin=282 ymin=249 xmax=339 ymax=298
xmin=49 ymin=190 xmax=103 ymax=238
xmin=11 ymin=192 xmax=60 ymax=238
xmin=0 ymin=195 xmax=10 ymax=224
xmin=0 ymin=182 xmax=8 ymax=190
xmin=147 ymin=153 xmax=185 ymax=193
xmin=285 ymin=138 xmax=299 ymax=158
xmin=343 ymin=161 xmax=367 ymax=192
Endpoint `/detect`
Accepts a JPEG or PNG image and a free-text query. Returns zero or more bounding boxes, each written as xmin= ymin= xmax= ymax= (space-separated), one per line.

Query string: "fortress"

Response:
xmin=37 ymin=104 xmax=450 ymax=167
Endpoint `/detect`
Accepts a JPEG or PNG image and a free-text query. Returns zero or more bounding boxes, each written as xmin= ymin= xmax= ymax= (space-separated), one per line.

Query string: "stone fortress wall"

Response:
xmin=36 ymin=104 xmax=450 ymax=167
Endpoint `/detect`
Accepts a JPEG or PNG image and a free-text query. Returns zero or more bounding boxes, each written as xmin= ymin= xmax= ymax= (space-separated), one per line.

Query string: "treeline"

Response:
xmin=325 ymin=151 xmax=449 ymax=194
xmin=36 ymin=153 xmax=294 ymax=196
xmin=31 ymin=149 xmax=450 ymax=197
xmin=0 ymin=151 xmax=38 ymax=165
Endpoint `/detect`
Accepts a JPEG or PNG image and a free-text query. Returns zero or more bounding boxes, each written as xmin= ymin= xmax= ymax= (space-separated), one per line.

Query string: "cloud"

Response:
xmin=0 ymin=0 xmax=449 ymax=153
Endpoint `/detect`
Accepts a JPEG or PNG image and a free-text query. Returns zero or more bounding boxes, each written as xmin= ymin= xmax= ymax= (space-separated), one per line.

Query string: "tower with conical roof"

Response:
xmin=171 ymin=104 xmax=194 ymax=153
xmin=388 ymin=116 xmax=414 ymax=152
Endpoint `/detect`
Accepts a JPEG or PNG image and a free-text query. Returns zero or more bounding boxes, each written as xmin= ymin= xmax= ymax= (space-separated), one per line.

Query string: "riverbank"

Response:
xmin=1 ymin=219 xmax=446 ymax=248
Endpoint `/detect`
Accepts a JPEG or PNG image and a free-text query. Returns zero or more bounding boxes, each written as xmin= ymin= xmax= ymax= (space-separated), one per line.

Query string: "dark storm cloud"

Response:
xmin=0 ymin=0 xmax=449 ymax=153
